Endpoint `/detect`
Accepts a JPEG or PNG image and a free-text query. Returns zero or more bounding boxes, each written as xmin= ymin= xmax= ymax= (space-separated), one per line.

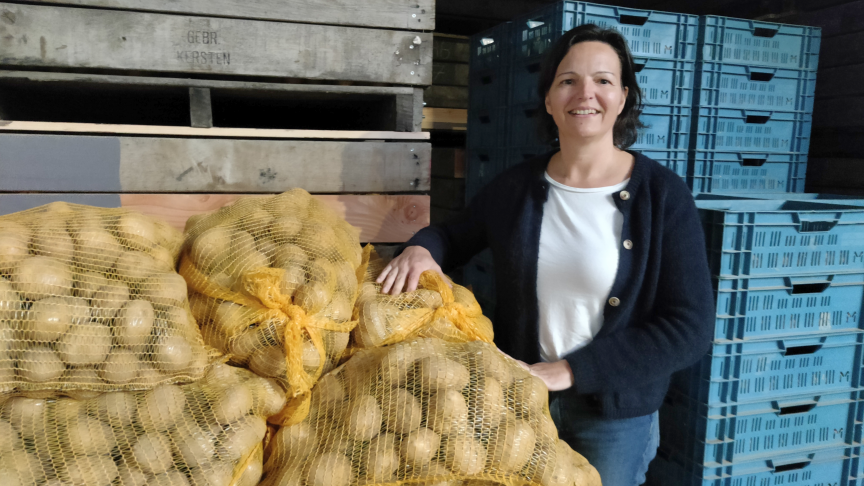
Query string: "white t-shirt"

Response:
xmin=537 ymin=172 xmax=628 ymax=362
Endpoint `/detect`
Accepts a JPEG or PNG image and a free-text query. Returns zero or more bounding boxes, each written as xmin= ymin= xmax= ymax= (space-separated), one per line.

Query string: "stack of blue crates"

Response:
xmin=647 ymin=198 xmax=864 ymax=486
xmin=688 ymin=17 xmax=820 ymax=194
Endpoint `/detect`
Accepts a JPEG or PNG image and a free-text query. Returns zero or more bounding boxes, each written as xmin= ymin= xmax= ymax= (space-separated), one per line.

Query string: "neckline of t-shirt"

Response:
xmin=544 ymin=171 xmax=630 ymax=193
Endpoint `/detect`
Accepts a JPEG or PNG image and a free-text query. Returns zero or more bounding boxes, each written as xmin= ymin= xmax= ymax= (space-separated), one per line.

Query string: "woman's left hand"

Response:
xmin=526 ymin=360 xmax=575 ymax=391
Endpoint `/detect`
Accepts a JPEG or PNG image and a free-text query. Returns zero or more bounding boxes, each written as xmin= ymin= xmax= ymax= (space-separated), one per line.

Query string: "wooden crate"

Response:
xmin=422 ymin=108 xmax=467 ymax=131
xmin=21 ymin=0 xmax=435 ymax=30
xmin=0 ymin=71 xmax=424 ymax=132
xmin=0 ymin=2 xmax=432 ymax=85
xmin=431 ymin=148 xmax=466 ymax=178
xmin=424 ymin=85 xmax=469 ymax=109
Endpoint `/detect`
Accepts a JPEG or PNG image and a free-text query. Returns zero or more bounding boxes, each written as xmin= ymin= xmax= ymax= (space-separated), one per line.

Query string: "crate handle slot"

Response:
xmin=741 ymin=157 xmax=767 ymax=167
xmin=632 ymin=60 xmax=647 ymax=73
xmin=772 ymin=460 xmax=811 ymax=473
xmin=753 ymin=26 xmax=780 ymax=38
xmin=749 ymin=69 xmax=776 ymax=82
xmin=776 ymin=402 xmax=818 ymax=415
xmin=745 ymin=114 xmax=771 ymax=124
xmin=619 ymin=13 xmax=650 ymax=26
xmin=480 ymin=75 xmax=494 ymax=85
xmin=797 ymin=219 xmax=839 ymax=233
xmin=790 ymin=282 xmax=831 ymax=294
xmin=782 ymin=344 xmax=823 ymax=356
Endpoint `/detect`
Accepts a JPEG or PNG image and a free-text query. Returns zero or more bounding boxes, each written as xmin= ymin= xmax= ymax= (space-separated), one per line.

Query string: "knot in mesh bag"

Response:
xmin=179 ymin=189 xmax=367 ymax=426
xmin=260 ymin=338 xmax=600 ymax=486
xmin=0 ymin=202 xmax=213 ymax=398
xmin=352 ymin=253 xmax=494 ymax=350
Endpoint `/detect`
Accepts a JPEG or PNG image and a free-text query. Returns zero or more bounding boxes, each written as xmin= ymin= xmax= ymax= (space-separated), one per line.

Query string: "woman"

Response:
xmin=377 ymin=24 xmax=714 ymax=486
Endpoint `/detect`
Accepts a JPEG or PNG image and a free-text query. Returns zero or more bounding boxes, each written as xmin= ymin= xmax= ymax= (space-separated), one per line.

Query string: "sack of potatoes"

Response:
xmin=179 ymin=189 xmax=367 ymax=425
xmin=0 ymin=362 xmax=284 ymax=486
xmin=352 ymin=251 xmax=494 ymax=350
xmin=259 ymin=338 xmax=601 ymax=486
xmin=0 ymin=202 xmax=213 ymax=398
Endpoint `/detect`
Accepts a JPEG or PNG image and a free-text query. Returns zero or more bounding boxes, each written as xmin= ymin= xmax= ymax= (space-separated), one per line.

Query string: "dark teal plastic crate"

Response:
xmin=469 ymin=65 xmax=510 ymax=111
xmin=470 ymin=22 xmax=512 ymax=72
xmin=670 ymin=333 xmax=864 ymax=407
xmin=512 ymin=2 xmax=698 ymax=63
xmin=693 ymin=107 xmax=812 ymax=154
xmin=465 ymin=148 xmax=506 ymax=202
xmin=696 ymin=62 xmax=817 ymax=112
xmin=469 ymin=22 xmax=512 ymax=111
xmin=659 ymin=389 xmax=860 ymax=467
xmin=466 ymin=107 xmax=508 ymax=150
xmin=647 ymin=446 xmax=859 ymax=486
xmin=640 ymin=149 xmax=689 ymax=180
xmin=713 ymin=273 xmax=864 ymax=342
xmin=690 ymin=151 xmax=807 ymax=194
xmin=700 ymin=16 xmax=821 ymax=71
xmin=695 ymin=200 xmax=864 ymax=278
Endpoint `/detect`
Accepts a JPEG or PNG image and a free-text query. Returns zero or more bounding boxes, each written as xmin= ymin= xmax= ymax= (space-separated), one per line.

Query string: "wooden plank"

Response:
xmin=818 ymin=30 xmax=864 ymax=68
xmin=0 ymin=193 xmax=430 ymax=242
xmin=433 ymin=34 xmax=470 ymax=63
xmin=0 ymin=121 xmax=430 ymax=140
xmin=189 ymin=87 xmax=212 ymax=128
xmin=813 ymin=96 xmax=864 ymax=127
xmin=432 ymin=62 xmax=470 ymax=87
xmin=815 ymin=63 xmax=864 ymax=99
xmin=431 ymin=147 xmax=465 ymax=178
xmin=0 ymin=3 xmax=433 ymax=85
xmin=421 ymin=108 xmax=467 ymax=131
xmin=806 ymin=158 xmax=864 ymax=189
xmin=431 ymin=177 xmax=466 ymax=210
xmin=0 ymin=134 xmax=431 ymax=192
xmin=424 ymin=85 xmax=469 ymax=109
xmin=23 ymin=0 xmax=435 ymax=31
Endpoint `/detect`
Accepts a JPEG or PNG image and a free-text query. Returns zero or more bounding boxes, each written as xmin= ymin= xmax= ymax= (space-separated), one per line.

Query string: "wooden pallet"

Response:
xmin=432 ymin=148 xmax=466 ymax=178
xmin=22 ymin=0 xmax=435 ymax=30
xmin=0 ymin=71 xmax=424 ymax=132
xmin=0 ymin=2 xmax=432 ymax=85
xmin=421 ymin=108 xmax=467 ymax=131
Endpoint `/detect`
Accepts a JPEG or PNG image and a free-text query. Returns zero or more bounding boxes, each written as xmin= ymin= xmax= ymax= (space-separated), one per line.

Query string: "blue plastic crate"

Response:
xmin=470 ymin=22 xmax=512 ymax=72
xmin=465 ymin=148 xmax=506 ymax=202
xmin=700 ymin=16 xmax=821 ymax=71
xmin=659 ymin=389 xmax=861 ymax=467
xmin=633 ymin=104 xmax=692 ymax=150
xmin=640 ymin=149 xmax=689 ymax=180
xmin=469 ymin=65 xmax=511 ymax=111
xmin=693 ymin=107 xmax=812 ymax=154
xmin=670 ymin=333 xmax=864 ymax=407
xmin=695 ymin=200 xmax=864 ymax=278
xmin=510 ymin=55 xmax=695 ymax=106
xmin=466 ymin=107 xmax=508 ymax=150
xmin=696 ymin=62 xmax=817 ymax=112
xmin=713 ymin=273 xmax=864 ymax=342
xmin=512 ymin=2 xmax=698 ymax=63
xmin=505 ymin=102 xmax=546 ymax=148
xmin=647 ymin=446 xmax=859 ymax=486
xmin=690 ymin=151 xmax=807 ymax=194
xmin=469 ymin=22 xmax=512 ymax=111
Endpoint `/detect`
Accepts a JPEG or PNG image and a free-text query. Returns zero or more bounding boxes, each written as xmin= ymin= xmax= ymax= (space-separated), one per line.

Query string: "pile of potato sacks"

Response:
xmin=0 ymin=191 xmax=600 ymax=486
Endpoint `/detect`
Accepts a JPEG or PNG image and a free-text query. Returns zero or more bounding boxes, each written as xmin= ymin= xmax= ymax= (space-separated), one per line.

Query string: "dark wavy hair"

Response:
xmin=536 ymin=24 xmax=644 ymax=149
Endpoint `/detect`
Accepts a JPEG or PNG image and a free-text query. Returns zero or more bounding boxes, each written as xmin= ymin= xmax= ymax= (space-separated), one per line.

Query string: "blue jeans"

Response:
xmin=549 ymin=391 xmax=660 ymax=486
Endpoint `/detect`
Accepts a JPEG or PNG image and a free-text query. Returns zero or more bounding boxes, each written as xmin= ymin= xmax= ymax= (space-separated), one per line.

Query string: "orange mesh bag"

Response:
xmin=179 ymin=189 xmax=367 ymax=426
xmin=0 ymin=202 xmax=213 ymax=398
xmin=352 ymin=252 xmax=494 ymax=350
xmin=0 ymin=362 xmax=283 ymax=486
xmin=259 ymin=338 xmax=601 ymax=486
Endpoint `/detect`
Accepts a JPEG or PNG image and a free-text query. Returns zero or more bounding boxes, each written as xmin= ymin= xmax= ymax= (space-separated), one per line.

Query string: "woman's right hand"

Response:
xmin=377 ymin=246 xmax=446 ymax=295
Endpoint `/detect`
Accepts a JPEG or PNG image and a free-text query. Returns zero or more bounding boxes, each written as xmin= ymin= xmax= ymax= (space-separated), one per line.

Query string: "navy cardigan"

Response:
xmin=404 ymin=150 xmax=715 ymax=419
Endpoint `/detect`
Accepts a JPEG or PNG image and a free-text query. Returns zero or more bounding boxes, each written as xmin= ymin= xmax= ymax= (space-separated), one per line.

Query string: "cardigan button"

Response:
xmin=608 ymin=297 xmax=620 ymax=307
xmin=619 ymin=190 xmax=631 ymax=201
xmin=623 ymin=239 xmax=633 ymax=250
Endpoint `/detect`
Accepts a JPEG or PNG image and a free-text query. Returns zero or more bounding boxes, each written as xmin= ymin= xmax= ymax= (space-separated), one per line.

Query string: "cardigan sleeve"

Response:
xmin=562 ymin=194 xmax=715 ymax=395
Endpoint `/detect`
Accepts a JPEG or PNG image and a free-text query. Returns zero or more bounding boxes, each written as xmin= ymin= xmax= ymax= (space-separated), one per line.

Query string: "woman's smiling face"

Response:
xmin=544 ymin=40 xmax=629 ymax=145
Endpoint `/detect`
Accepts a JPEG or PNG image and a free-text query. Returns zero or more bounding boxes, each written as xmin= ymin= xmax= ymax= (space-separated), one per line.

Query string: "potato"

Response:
xmin=12 ymin=256 xmax=73 ymax=300
xmin=305 ymin=452 xmax=352 ymax=486
xmin=479 ymin=347 xmax=515 ymax=385
xmin=73 ymin=270 xmax=109 ymax=300
xmin=323 ymin=331 xmax=350 ymax=372
xmin=443 ymin=436 xmax=487 ymax=475
xmin=114 ymin=212 xmax=157 ymax=250
xmin=355 ymin=302 xmax=400 ymax=348
xmin=307 ymin=259 xmax=336 ymax=284
xmin=357 ymin=281 xmax=378 ymax=304
xmin=204 ymin=362 xmax=242 ymax=386
xmin=189 ymin=462 xmax=234 ymax=486
xmin=19 ymin=346 xmax=65 ymax=383
xmin=270 ymin=215 xmax=304 ymax=242
xmin=220 ymin=416 xmax=266 ymax=461
xmin=153 ymin=335 xmax=193 ymax=372
xmin=73 ymin=227 xmax=123 ymax=270
xmin=99 ymin=351 xmax=141 ymax=384
xmin=538 ymin=441 xmax=577 ymax=486
xmin=279 ymin=266 xmax=308 ymax=298
xmin=401 ymin=427 xmax=441 ymax=466
xmin=149 ymin=470 xmax=191 ymax=486
xmin=270 ymin=422 xmax=318 ymax=464
xmin=248 ymin=345 xmax=287 ymax=379
xmin=256 ymin=377 xmax=288 ymax=417
xmin=310 ymin=374 xmax=345 ymax=418
xmin=114 ymin=300 xmax=155 ymax=345
xmin=57 ymin=323 xmax=112 ymax=367
xmin=141 ymin=272 xmax=187 ymax=306
xmin=489 ymin=419 xmax=536 ymax=472
xmin=174 ymin=427 xmax=217 ymax=468
xmin=0 ymin=418 xmax=20 ymax=454
xmin=4 ymin=397 xmax=47 ymax=435
xmin=302 ymin=339 xmax=322 ymax=372
xmin=1 ymin=450 xmax=44 ymax=485
xmin=236 ymin=454 xmax=264 ymax=486
xmin=264 ymin=189 xmax=312 ymax=214
xmin=115 ymin=466 xmax=148 ymax=486
xmin=224 ymin=250 xmax=270 ymax=286
xmin=322 ymin=294 xmax=352 ymax=323
xmin=94 ymin=391 xmax=138 ymax=427
xmin=364 ymin=432 xmax=400 ymax=480
xmin=132 ymin=432 xmax=174 ymax=475
xmin=383 ymin=387 xmax=423 ymax=434
xmin=114 ymin=250 xmax=164 ymax=281
xmin=141 ymin=384 xmax=187 ymax=431
xmin=344 ymin=394 xmax=382 ymax=441
xmin=426 ymin=389 xmax=470 ymax=436
xmin=22 ymin=296 xmax=75 ymax=342
xmin=241 ymin=209 xmax=274 ymax=238
xmin=415 ymin=461 xmax=460 ymax=486
xmin=190 ymin=227 xmax=233 ymax=272
xmin=213 ymin=301 xmax=254 ymax=335
xmin=507 ymin=376 xmax=548 ymax=418
xmin=256 ymin=237 xmax=278 ymax=260
xmin=259 ymin=466 xmax=302 ymax=486
xmin=471 ymin=377 xmax=506 ymax=429
xmin=0 ymin=277 xmax=22 ymax=322
xmin=214 ymin=383 xmax=253 ymax=424
xmin=293 ymin=282 xmax=333 ymax=314
xmin=0 ymin=232 xmax=29 ymax=273
xmin=271 ymin=244 xmax=308 ymax=269
xmin=91 ymin=281 xmax=130 ymax=319
xmin=297 ymin=222 xmax=338 ymax=254
xmin=31 ymin=227 xmax=74 ymax=262
xmin=66 ymin=414 xmax=117 ymax=456
xmin=377 ymin=340 xmax=435 ymax=388
xmin=415 ymin=356 xmax=470 ymax=392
